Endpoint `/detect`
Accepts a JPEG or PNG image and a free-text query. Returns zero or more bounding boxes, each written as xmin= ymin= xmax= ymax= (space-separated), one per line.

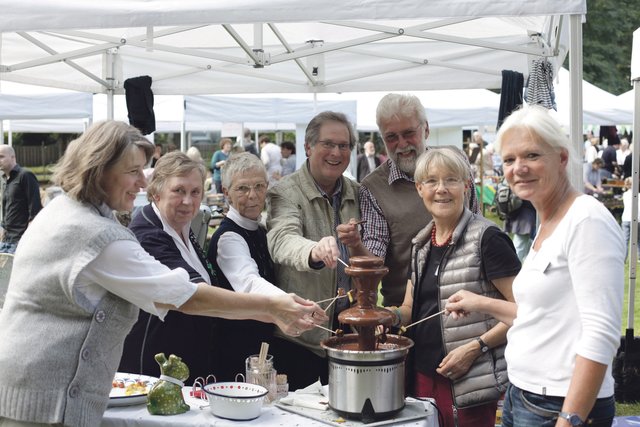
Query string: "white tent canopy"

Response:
xmin=0 ymin=0 xmax=588 ymax=185
xmin=0 ymin=1 xmax=582 ymax=96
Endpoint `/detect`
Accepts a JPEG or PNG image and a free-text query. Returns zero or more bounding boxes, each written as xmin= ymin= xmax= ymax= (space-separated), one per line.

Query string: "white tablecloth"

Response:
xmin=101 ymin=388 xmax=437 ymax=427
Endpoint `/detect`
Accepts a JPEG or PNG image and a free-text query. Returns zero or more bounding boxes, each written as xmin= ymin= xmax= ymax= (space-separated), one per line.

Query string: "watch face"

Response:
xmin=569 ymin=414 xmax=583 ymax=426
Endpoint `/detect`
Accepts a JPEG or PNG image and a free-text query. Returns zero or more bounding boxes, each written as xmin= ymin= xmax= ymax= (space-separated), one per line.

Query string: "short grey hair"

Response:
xmin=221 ymin=152 xmax=268 ymax=190
xmin=305 ymin=111 xmax=356 ymax=150
xmin=495 ymin=105 xmax=575 ymax=162
xmin=146 ymin=151 xmax=206 ymax=202
xmin=376 ymin=93 xmax=427 ymax=133
xmin=414 ymin=147 xmax=470 ymax=183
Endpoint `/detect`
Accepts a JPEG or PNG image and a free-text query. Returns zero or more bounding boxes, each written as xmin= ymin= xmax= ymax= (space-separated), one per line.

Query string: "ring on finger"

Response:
xmin=447 ymin=371 xmax=453 ymax=377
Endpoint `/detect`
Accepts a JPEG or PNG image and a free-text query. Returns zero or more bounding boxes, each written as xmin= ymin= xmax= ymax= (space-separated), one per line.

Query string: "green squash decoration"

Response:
xmin=147 ymin=353 xmax=190 ymax=415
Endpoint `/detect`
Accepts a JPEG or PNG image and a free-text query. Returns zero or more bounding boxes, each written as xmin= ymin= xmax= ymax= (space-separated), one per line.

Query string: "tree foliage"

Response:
xmin=583 ymin=0 xmax=640 ymax=95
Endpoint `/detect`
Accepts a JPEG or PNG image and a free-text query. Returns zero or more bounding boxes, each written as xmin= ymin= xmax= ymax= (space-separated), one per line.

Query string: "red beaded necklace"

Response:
xmin=431 ymin=224 xmax=453 ymax=247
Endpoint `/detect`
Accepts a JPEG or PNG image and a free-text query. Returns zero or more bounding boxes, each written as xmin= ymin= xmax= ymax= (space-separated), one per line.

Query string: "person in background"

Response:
xmin=0 ymin=145 xmax=42 ymax=254
xmin=266 ymin=111 xmax=360 ymax=390
xmin=392 ymin=147 xmax=519 ymax=427
xmin=504 ymin=198 xmax=536 ymax=262
xmin=621 ymin=176 xmax=640 ymax=261
xmin=211 ymin=138 xmax=232 ymax=194
xmin=280 ymin=141 xmax=297 ymax=177
xmin=150 ymin=142 xmax=163 ymax=168
xmin=356 ymin=140 xmax=381 ymax=182
xmin=617 ymin=138 xmax=630 ymax=168
xmin=358 ymin=93 xmax=479 ymax=307
xmin=259 ymin=135 xmax=283 ymax=186
xmin=446 ymin=105 xmax=624 ymax=427
xmin=0 ymin=121 xmax=323 ymax=426
xmin=243 ymin=128 xmax=259 ymax=157
xmin=601 ymin=137 xmax=620 ymax=176
xmin=186 ymin=146 xmax=204 ymax=164
xmin=584 ymin=136 xmax=599 ymax=164
xmin=583 ymin=158 xmax=605 ymax=196
xmin=623 ymin=143 xmax=634 ymax=179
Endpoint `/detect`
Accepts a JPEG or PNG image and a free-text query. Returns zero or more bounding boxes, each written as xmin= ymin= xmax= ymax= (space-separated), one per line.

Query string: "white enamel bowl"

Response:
xmin=202 ymin=382 xmax=268 ymax=420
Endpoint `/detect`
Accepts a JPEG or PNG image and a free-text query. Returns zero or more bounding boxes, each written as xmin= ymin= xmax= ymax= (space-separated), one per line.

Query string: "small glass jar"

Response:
xmin=245 ymin=354 xmax=277 ymax=403
xmin=276 ymin=374 xmax=289 ymax=400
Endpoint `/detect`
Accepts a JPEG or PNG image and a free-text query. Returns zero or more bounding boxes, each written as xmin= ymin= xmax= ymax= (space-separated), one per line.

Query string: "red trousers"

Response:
xmin=415 ymin=371 xmax=497 ymax=427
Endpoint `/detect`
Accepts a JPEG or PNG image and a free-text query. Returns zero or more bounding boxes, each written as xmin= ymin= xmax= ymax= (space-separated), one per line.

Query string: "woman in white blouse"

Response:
xmin=207 ymin=152 xmax=290 ymax=380
xmin=0 ymin=122 xmax=325 ymax=427
xmin=445 ymin=106 xmax=624 ymax=427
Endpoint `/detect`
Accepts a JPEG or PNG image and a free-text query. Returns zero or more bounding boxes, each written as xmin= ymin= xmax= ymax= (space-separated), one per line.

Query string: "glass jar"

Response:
xmin=245 ymin=354 xmax=277 ymax=403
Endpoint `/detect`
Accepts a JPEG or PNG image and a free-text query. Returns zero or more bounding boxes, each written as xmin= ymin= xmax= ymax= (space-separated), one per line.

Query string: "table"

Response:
xmin=102 ymin=388 xmax=437 ymax=427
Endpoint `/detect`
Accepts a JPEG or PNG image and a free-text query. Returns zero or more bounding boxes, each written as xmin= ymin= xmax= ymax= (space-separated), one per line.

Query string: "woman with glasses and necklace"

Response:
xmin=391 ymin=147 xmax=520 ymax=427
xmin=207 ymin=153 xmax=324 ymax=381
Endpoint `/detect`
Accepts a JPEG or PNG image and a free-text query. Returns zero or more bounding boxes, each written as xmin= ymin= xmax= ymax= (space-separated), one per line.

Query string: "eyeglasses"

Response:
xmin=420 ymin=177 xmax=463 ymax=190
xmin=383 ymin=125 xmax=423 ymax=143
xmin=232 ymin=182 xmax=268 ymax=195
xmin=317 ymin=140 xmax=352 ymax=152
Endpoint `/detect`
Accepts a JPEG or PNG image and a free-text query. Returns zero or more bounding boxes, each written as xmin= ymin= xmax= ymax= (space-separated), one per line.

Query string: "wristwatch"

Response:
xmin=558 ymin=411 xmax=585 ymax=426
xmin=476 ymin=337 xmax=489 ymax=353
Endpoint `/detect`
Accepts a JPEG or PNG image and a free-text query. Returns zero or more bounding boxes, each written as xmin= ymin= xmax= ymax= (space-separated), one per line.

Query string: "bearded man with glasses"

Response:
xmin=356 ymin=94 xmax=479 ymax=308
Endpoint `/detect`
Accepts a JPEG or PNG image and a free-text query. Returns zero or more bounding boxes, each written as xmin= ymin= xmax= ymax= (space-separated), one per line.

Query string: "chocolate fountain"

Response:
xmin=321 ymin=256 xmax=414 ymax=422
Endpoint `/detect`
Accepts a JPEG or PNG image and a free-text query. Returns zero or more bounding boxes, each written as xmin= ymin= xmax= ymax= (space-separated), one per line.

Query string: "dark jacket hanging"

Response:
xmin=124 ymin=75 xmax=156 ymax=135
xmin=497 ymin=70 xmax=524 ymax=129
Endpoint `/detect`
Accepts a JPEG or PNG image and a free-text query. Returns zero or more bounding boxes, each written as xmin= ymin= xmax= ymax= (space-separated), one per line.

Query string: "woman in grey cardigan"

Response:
xmin=0 ymin=121 xmax=324 ymax=427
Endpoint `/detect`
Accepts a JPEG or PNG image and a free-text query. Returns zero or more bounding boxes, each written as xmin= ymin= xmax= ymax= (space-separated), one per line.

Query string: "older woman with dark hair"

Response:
xmin=446 ymin=106 xmax=624 ymax=427
xmin=0 ymin=121 xmax=323 ymax=426
xmin=392 ymin=147 xmax=520 ymax=427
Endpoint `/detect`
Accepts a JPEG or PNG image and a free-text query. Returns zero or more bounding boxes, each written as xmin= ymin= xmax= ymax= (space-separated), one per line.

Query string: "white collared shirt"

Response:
xmin=216 ymin=206 xmax=285 ymax=296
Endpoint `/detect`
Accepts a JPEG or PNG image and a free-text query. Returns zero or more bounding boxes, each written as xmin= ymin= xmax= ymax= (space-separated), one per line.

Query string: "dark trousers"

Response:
xmin=269 ymin=336 xmax=328 ymax=391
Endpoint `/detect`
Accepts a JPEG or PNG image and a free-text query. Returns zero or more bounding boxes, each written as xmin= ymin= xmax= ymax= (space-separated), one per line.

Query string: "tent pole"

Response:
xmin=180 ymin=97 xmax=186 ymax=153
xmin=629 ymin=79 xmax=640 ymax=330
xmin=568 ymin=14 xmax=583 ymax=191
xmin=106 ymin=50 xmax=115 ymax=120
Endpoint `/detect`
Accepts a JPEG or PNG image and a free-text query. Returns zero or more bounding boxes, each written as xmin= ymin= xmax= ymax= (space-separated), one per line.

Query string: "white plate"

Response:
xmin=108 ymin=372 xmax=157 ymax=407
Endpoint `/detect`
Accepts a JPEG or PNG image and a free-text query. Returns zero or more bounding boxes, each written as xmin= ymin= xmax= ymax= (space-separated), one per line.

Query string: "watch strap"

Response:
xmin=558 ymin=411 xmax=584 ymax=426
xmin=476 ymin=337 xmax=489 ymax=353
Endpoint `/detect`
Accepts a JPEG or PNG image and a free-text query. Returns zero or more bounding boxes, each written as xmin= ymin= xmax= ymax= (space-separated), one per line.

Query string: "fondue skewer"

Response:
xmin=312 ymin=323 xmax=344 ymax=337
xmin=399 ymin=309 xmax=447 ymax=335
xmin=323 ymin=289 xmax=354 ymax=312
xmin=336 ymin=257 xmax=350 ymax=268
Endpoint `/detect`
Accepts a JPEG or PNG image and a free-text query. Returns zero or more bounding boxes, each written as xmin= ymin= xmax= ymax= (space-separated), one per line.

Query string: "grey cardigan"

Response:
xmin=410 ymin=208 xmax=509 ymax=408
xmin=0 ymin=195 xmax=140 ymax=426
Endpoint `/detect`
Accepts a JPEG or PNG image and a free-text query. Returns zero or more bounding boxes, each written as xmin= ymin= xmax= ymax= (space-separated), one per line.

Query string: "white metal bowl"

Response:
xmin=203 ymin=382 xmax=268 ymax=420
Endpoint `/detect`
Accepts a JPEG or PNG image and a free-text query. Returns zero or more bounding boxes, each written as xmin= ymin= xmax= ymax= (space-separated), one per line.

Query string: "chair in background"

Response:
xmin=191 ymin=204 xmax=212 ymax=250
xmin=0 ymin=253 xmax=14 ymax=311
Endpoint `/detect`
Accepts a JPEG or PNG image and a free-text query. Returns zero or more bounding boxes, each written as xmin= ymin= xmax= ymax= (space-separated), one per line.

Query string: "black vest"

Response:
xmin=207 ymin=217 xmax=275 ymax=381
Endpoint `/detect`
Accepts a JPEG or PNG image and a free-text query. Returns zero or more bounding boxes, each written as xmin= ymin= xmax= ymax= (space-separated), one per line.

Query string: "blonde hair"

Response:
xmin=52 ymin=121 xmax=154 ymax=205
xmin=414 ymin=146 xmax=470 ymax=183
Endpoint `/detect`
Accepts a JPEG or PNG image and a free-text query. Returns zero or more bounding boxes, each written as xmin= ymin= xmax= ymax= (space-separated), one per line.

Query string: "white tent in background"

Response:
xmin=554 ymin=68 xmax=633 ymax=126
xmin=0 ymin=82 xmax=92 ymax=139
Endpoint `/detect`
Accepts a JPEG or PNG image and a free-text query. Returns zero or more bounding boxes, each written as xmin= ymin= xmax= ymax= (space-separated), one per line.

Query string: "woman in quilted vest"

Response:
xmin=391 ymin=146 xmax=520 ymax=427
xmin=446 ymin=105 xmax=624 ymax=427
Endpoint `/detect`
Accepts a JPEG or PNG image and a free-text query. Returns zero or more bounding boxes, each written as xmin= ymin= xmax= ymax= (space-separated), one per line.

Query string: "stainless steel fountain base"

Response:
xmin=321 ymin=334 xmax=414 ymax=422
